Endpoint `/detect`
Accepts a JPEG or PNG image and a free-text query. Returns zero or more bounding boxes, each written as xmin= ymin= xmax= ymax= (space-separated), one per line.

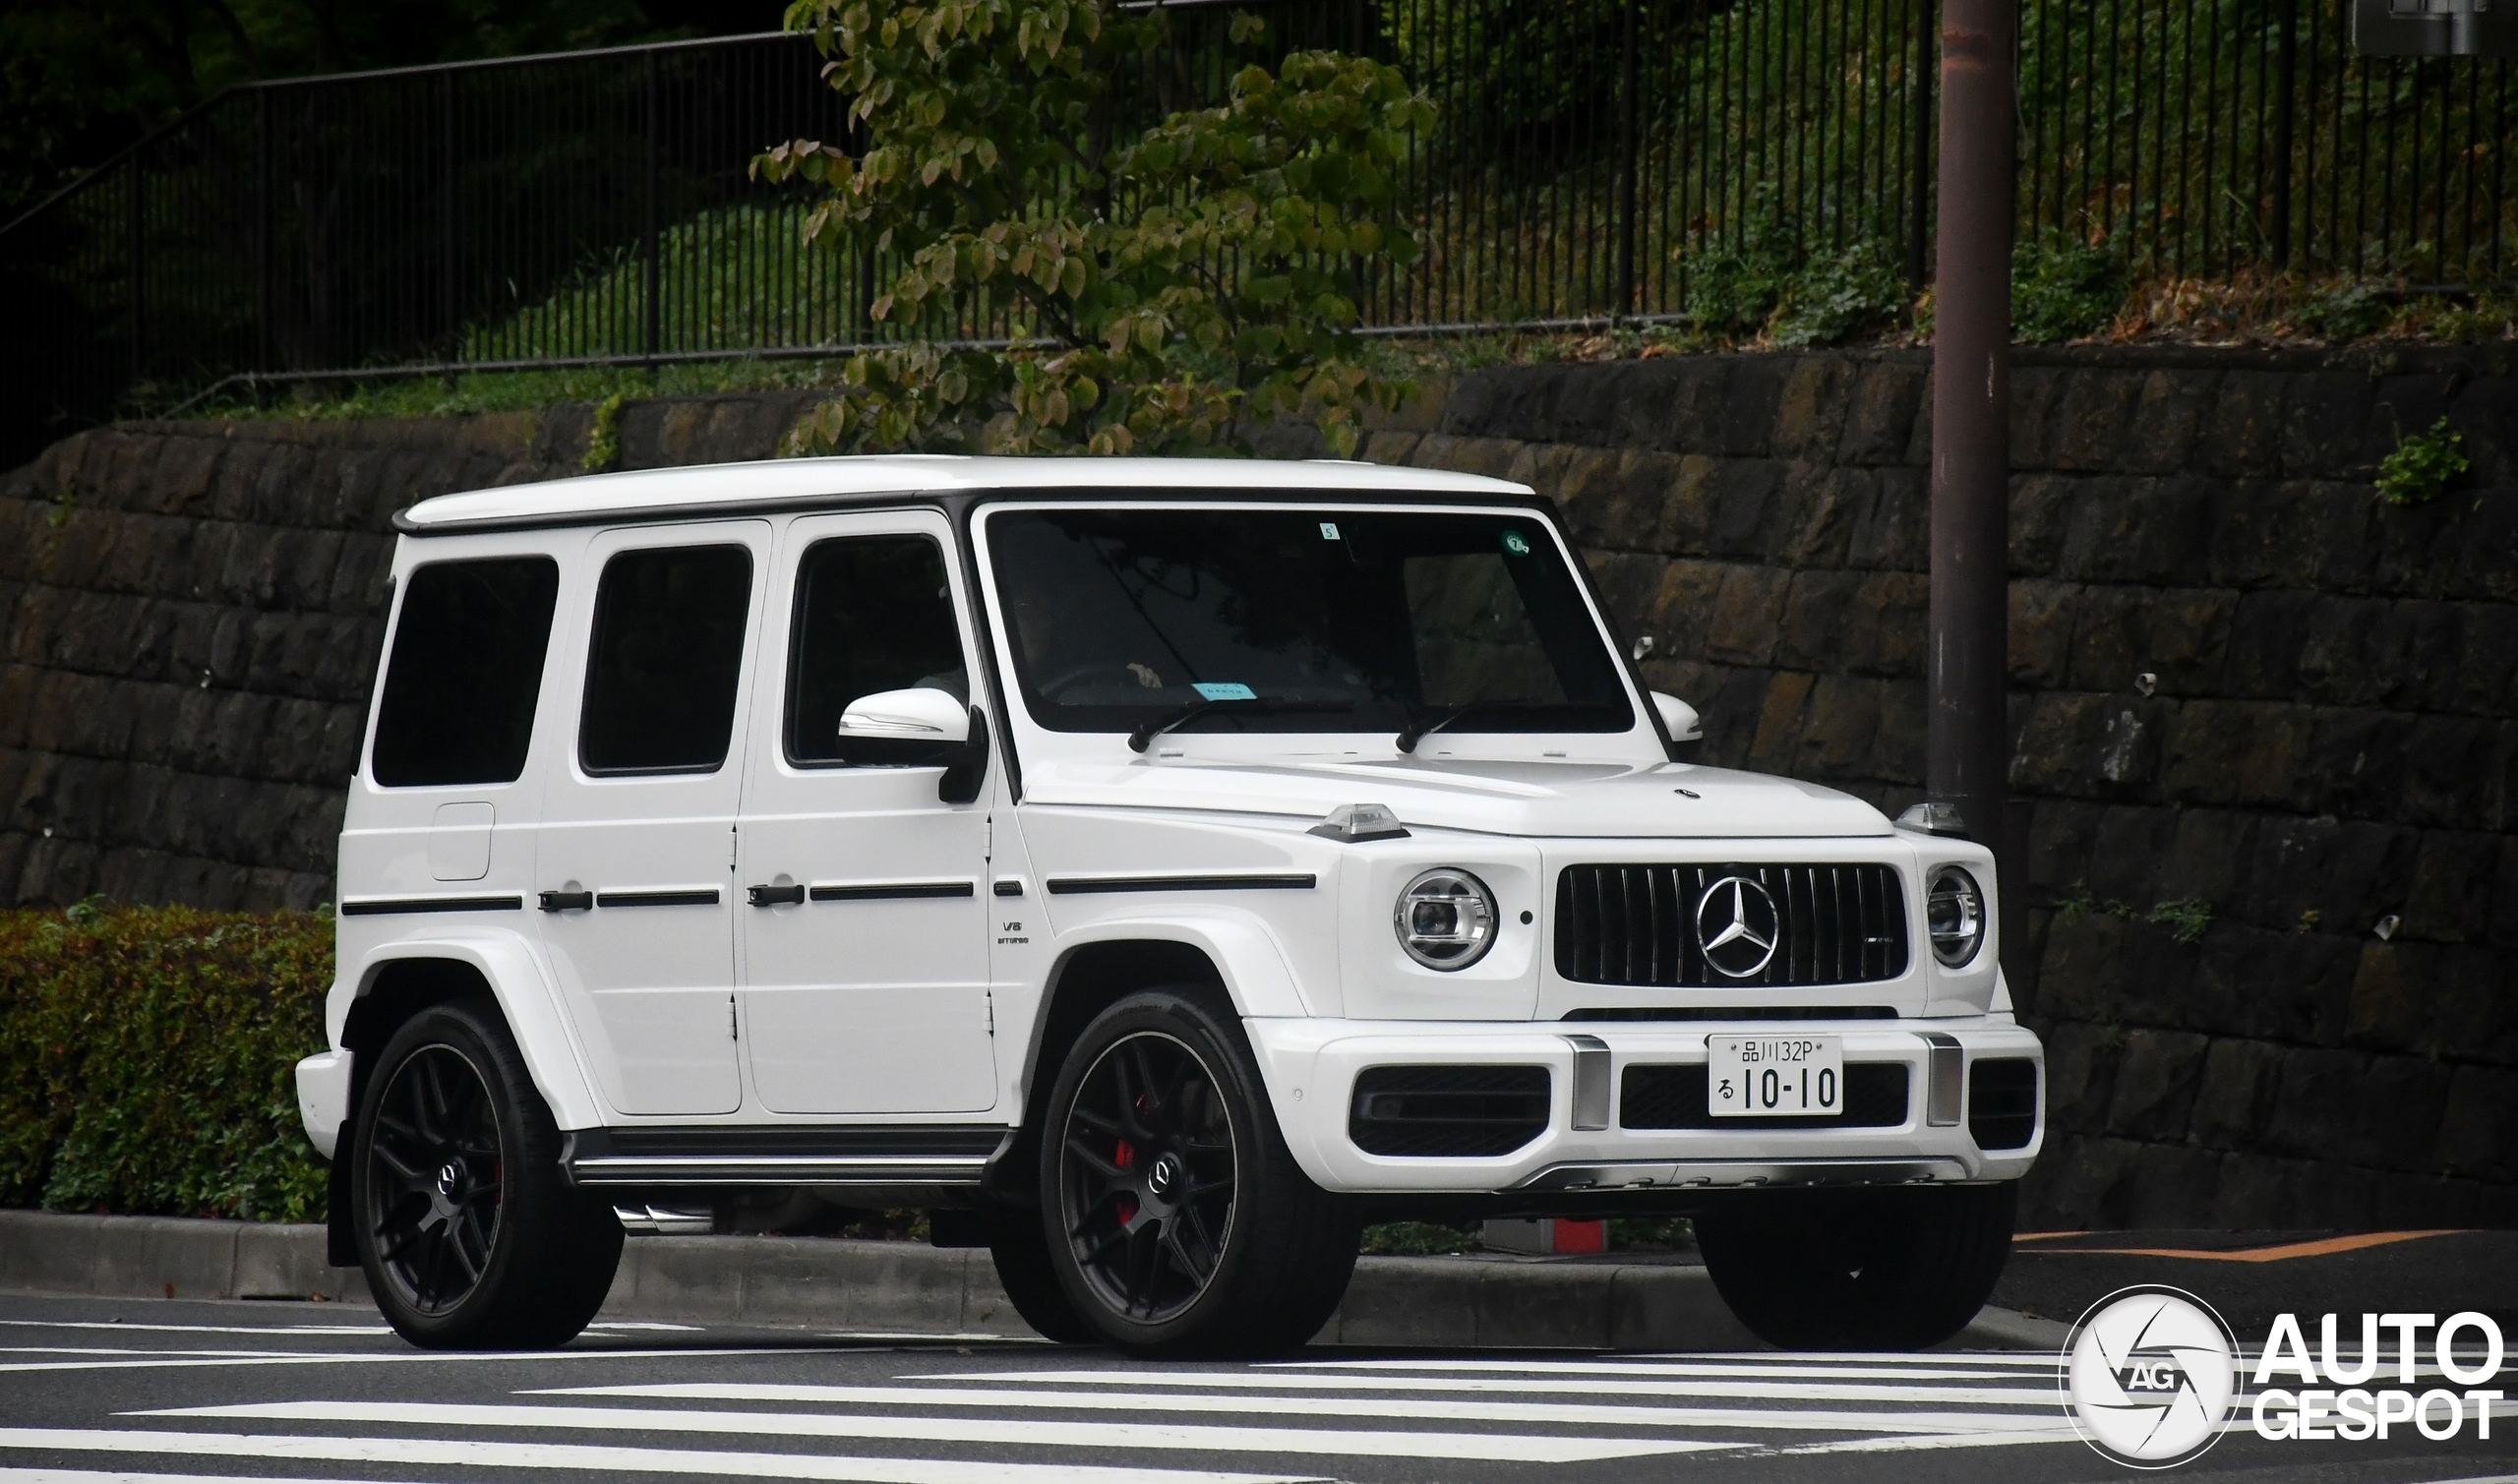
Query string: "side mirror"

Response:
xmin=1651 ymin=691 xmax=1703 ymax=743
xmin=839 ymin=687 xmax=971 ymax=744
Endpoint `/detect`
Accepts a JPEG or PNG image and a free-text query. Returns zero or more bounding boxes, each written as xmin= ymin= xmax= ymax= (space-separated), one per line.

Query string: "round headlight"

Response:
xmin=1394 ymin=868 xmax=1498 ymax=971
xmin=1926 ymin=865 xmax=1986 ymax=968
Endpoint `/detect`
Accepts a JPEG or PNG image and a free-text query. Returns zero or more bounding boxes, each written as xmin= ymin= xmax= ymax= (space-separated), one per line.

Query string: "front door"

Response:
xmin=737 ymin=511 xmax=998 ymax=1115
xmin=535 ymin=522 xmax=769 ymax=1118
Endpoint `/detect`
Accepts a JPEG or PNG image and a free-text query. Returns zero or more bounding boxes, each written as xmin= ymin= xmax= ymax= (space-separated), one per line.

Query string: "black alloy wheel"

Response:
xmin=1039 ymin=987 xmax=1361 ymax=1355
xmin=1058 ymin=1031 xmax=1238 ymax=1324
xmin=364 ymin=1043 xmax=504 ymax=1315
xmin=349 ymin=1000 xmax=623 ymax=1348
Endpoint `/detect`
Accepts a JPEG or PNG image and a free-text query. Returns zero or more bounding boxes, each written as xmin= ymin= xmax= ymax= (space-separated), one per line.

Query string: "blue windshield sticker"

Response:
xmin=1192 ymin=682 xmax=1258 ymax=701
xmin=1502 ymin=530 xmax=1532 ymax=556
xmin=1319 ymin=522 xmax=1341 ymax=540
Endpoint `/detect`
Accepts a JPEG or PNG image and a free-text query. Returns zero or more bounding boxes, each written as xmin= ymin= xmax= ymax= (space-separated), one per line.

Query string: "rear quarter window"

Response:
xmin=371 ymin=556 xmax=563 ymax=787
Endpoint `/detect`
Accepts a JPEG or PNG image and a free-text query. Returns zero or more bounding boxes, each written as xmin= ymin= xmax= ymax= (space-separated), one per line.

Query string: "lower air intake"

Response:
xmin=1968 ymin=1058 xmax=2040 ymax=1151
xmin=1349 ymin=1065 xmax=1551 ymax=1158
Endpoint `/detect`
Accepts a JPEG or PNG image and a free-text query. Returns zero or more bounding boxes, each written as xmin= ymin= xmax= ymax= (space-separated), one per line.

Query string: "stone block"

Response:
xmin=2122 ymin=1145 xmax=2227 ymax=1227
xmin=2399 ymin=716 xmax=2504 ymax=828
xmin=2280 ymin=370 xmax=2381 ymax=480
xmin=1836 ymin=361 xmax=1926 ymax=465
xmin=2056 ymin=476 xmax=2219 ymax=587
xmin=2242 ymin=816 xmax=2418 ymax=939
xmin=2433 ymin=1065 xmax=2518 ymax=1183
xmin=2082 ymin=805 xmax=2181 ymax=905
xmin=2022 ymin=801 xmax=2103 ymax=894
xmin=2188 ymin=1038 xmax=2284 ymax=1151
xmin=2105 ymin=1029 xmax=2210 ymax=1140
xmin=2397 ymin=830 xmax=2503 ymax=944
xmin=1772 ymin=465 xmax=1868 ymax=567
xmin=1847 ymin=466 xmax=1927 ymax=571
xmin=1701 ymin=564 xmax=1792 ymax=666
xmin=1770 ymin=355 xmax=1855 ymax=459
xmin=2008 ymin=474 xmax=2082 ymax=576
xmin=1788 ymin=674 xmax=1886 ymax=781
xmin=2350 ymin=940 xmax=2518 ymax=1065
xmin=1743 ymin=671 xmax=1816 ymax=774
xmin=2011 ymin=691 xmax=2161 ymax=799
xmin=2028 ymin=1134 xmax=2146 ymax=1229
xmin=2008 ymin=579 xmax=2077 ymax=688
xmin=2200 ymin=371 xmax=2288 ymax=478
xmin=2188 ymin=924 xmax=2359 ymax=1043
xmin=2051 ymin=370 xmax=2146 ymax=471
xmin=1703 ymin=459 xmax=1788 ymax=561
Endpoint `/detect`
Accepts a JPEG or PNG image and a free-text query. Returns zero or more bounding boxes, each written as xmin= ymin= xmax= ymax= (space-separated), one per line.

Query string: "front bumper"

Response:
xmin=1245 ymin=1016 xmax=2043 ymax=1196
xmin=294 ymin=1050 xmax=353 ymax=1159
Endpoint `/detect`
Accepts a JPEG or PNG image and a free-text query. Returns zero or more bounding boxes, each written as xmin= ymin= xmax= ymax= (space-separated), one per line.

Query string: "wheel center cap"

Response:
xmin=436 ymin=1159 xmax=462 ymax=1195
xmin=1147 ymin=1153 xmax=1183 ymax=1199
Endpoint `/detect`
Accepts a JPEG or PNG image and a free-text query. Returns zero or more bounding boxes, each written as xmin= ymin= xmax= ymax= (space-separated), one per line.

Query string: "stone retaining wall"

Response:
xmin=3 ymin=346 xmax=2512 ymax=1231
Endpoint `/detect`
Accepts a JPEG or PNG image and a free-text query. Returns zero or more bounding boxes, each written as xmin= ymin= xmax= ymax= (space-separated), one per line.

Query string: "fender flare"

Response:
xmin=342 ymin=930 xmax=606 ymax=1132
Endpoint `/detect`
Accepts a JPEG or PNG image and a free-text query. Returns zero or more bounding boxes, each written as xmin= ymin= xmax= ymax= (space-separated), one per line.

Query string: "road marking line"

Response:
xmin=1275 ymin=1358 xmax=2056 ymax=1382
xmin=0 ymin=1429 xmax=1318 ymax=1484
xmin=537 ymin=1383 xmax=2059 ymax=1435
xmin=1776 ymin=1426 xmax=2088 ymax=1455
xmin=140 ymin=1401 xmax=1723 ymax=1464
xmin=0 ymin=1322 xmax=391 ymax=1337
xmin=934 ymin=1369 xmax=2059 ymax=1406
xmin=0 ymin=1460 xmax=438 ymax=1471
xmin=2013 ymin=1229 xmax=2471 ymax=1262
xmin=0 ymin=1345 xmax=865 ymax=1375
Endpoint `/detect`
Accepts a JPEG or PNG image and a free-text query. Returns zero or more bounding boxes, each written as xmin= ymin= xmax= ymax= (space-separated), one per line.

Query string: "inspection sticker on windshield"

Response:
xmin=1319 ymin=521 xmax=1341 ymax=540
xmin=1501 ymin=530 xmax=1531 ymax=556
xmin=1191 ymin=682 xmax=1257 ymax=701
xmin=1707 ymin=1035 xmax=1843 ymax=1116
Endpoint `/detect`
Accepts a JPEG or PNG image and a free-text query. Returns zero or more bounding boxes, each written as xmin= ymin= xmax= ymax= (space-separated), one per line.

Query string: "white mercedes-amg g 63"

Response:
xmin=295 ymin=454 xmax=2042 ymax=1354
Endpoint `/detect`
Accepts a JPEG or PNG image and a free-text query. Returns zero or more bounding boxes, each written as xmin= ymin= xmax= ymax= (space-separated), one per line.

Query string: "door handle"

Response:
xmin=748 ymin=882 xmax=806 ymax=907
xmin=537 ymin=889 xmax=593 ymax=913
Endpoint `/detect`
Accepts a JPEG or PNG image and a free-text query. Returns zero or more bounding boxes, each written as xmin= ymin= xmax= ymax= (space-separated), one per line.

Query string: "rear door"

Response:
xmin=534 ymin=522 xmax=770 ymax=1117
xmin=735 ymin=509 xmax=997 ymax=1115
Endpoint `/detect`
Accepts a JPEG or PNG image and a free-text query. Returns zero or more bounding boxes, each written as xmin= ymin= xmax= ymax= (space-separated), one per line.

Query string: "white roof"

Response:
xmin=399 ymin=453 xmax=1535 ymax=532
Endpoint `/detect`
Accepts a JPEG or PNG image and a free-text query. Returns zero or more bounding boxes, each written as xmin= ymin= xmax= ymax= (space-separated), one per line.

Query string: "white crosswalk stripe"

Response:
xmin=0 ymin=1347 xmax=2115 ymax=1481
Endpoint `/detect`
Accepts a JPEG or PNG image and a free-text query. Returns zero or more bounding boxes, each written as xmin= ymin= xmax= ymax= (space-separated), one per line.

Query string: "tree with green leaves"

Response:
xmin=754 ymin=0 xmax=1434 ymax=457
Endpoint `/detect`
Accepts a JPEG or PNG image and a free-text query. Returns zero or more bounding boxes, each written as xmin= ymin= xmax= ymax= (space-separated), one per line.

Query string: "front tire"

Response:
xmin=350 ymin=1001 xmax=623 ymax=1348
xmin=1696 ymin=1181 xmax=2016 ymax=1349
xmin=1038 ymin=987 xmax=1359 ymax=1355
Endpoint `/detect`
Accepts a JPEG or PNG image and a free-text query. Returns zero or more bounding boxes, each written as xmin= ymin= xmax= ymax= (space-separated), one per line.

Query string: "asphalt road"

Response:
xmin=0 ymin=1278 xmax=2511 ymax=1484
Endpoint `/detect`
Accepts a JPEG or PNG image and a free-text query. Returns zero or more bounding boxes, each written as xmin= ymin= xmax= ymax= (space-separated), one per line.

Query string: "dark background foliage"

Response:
xmin=0 ymin=0 xmax=786 ymax=223
xmin=0 ymin=903 xmax=332 ymax=1220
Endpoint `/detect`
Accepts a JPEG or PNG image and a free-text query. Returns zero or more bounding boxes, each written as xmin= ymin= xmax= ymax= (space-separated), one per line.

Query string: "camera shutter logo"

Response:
xmin=2063 ymin=1285 xmax=2241 ymax=1468
xmin=1694 ymin=875 xmax=1780 ymax=978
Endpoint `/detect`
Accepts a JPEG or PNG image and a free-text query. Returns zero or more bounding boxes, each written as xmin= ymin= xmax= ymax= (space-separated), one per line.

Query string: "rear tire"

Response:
xmin=1037 ymin=987 xmax=1359 ymax=1356
xmin=1696 ymin=1181 xmax=2016 ymax=1350
xmin=350 ymin=1001 xmax=623 ymax=1349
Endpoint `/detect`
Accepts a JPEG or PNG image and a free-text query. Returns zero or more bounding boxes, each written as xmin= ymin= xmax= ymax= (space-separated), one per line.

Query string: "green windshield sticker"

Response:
xmin=1502 ymin=530 xmax=1531 ymax=556
xmin=1192 ymin=682 xmax=1258 ymax=701
xmin=1319 ymin=522 xmax=1341 ymax=540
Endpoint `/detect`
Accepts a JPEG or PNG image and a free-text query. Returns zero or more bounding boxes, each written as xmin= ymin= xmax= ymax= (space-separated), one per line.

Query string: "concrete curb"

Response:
xmin=0 ymin=1210 xmax=2050 ymax=1351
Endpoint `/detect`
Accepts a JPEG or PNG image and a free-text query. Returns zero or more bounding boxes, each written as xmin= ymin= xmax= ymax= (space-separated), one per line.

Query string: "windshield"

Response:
xmin=987 ymin=505 xmax=1634 ymax=737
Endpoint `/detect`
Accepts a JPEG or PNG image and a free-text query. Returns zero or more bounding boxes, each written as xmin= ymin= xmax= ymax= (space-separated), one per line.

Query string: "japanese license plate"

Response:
xmin=1707 ymin=1035 xmax=1845 ymax=1116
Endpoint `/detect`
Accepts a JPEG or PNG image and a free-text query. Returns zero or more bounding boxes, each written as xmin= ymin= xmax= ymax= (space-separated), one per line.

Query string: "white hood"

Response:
xmin=1019 ymin=754 xmax=1892 ymax=839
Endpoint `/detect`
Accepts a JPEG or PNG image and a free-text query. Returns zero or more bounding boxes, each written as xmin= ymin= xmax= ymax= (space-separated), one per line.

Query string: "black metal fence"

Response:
xmin=1 ymin=0 xmax=2510 ymax=466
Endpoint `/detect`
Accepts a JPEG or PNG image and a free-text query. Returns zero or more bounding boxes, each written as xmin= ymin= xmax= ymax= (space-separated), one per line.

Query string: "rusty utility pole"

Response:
xmin=1927 ymin=0 xmax=2015 ymax=893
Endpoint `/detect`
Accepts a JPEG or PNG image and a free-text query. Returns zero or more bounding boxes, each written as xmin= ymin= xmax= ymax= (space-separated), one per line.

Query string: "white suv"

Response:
xmin=294 ymin=455 xmax=2043 ymax=1354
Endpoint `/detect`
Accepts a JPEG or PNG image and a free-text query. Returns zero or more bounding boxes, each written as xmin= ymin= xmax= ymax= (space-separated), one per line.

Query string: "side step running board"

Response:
xmin=561 ymin=1124 xmax=1010 ymax=1188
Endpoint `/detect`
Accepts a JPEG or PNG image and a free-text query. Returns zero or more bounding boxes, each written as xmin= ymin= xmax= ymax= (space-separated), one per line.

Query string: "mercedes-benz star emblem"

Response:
xmin=1695 ymin=875 xmax=1780 ymax=978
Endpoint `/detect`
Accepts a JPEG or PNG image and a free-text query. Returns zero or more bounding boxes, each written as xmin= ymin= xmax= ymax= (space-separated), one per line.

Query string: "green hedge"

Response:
xmin=0 ymin=904 xmax=332 ymax=1222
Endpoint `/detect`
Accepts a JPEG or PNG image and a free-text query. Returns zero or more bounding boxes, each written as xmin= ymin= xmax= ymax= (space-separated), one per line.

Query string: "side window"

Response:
xmin=785 ymin=534 xmax=968 ymax=766
xmin=371 ymin=557 xmax=561 ymax=788
xmin=578 ymin=545 xmax=754 ymax=776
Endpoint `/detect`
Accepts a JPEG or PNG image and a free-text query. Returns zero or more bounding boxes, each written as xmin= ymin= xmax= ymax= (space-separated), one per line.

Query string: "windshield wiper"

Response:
xmin=1128 ymin=697 xmax=1354 ymax=754
xmin=1397 ymin=699 xmax=1524 ymax=753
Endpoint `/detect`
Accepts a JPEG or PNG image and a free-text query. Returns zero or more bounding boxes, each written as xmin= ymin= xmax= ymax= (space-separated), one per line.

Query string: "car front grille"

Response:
xmin=1553 ymin=862 xmax=1909 ymax=987
xmin=1349 ymin=1065 xmax=1551 ymax=1158
xmin=1619 ymin=1062 xmax=1911 ymax=1130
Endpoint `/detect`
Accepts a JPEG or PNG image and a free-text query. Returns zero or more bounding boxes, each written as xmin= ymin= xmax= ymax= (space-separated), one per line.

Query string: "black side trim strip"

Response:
xmin=568 ymin=1124 xmax=1010 ymax=1158
xmin=1047 ymin=873 xmax=1317 ymax=895
xmin=809 ymin=881 xmax=977 ymax=902
xmin=1563 ymin=1006 xmax=1899 ymax=1023
xmin=340 ymin=895 xmax=523 ymax=917
xmin=596 ymin=889 xmax=723 ymax=908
